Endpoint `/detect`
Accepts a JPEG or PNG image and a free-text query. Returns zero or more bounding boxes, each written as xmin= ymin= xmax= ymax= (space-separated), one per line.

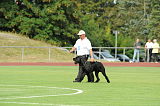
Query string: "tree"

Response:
xmin=147 ymin=0 xmax=160 ymax=39
xmin=0 ymin=0 xmax=159 ymax=47
xmin=1 ymin=0 xmax=82 ymax=46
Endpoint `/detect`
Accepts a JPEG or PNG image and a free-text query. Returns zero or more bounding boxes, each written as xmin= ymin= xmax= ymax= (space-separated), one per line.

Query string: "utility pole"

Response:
xmin=113 ymin=30 xmax=119 ymax=59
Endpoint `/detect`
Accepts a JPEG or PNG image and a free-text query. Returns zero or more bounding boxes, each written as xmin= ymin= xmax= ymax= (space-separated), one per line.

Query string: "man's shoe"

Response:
xmin=88 ymin=80 xmax=94 ymax=83
xmin=73 ymin=80 xmax=81 ymax=82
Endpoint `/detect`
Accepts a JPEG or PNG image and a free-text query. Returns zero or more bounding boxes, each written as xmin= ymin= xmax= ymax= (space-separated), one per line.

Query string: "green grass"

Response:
xmin=0 ymin=66 xmax=160 ymax=106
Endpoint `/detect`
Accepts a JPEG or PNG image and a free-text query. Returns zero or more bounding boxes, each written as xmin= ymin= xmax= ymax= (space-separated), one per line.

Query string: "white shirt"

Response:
xmin=74 ymin=37 xmax=92 ymax=56
xmin=152 ymin=43 xmax=159 ymax=53
xmin=145 ymin=42 xmax=153 ymax=48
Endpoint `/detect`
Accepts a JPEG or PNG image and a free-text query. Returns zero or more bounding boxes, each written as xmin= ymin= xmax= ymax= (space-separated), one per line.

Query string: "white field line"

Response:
xmin=0 ymin=101 xmax=80 ymax=106
xmin=0 ymin=84 xmax=83 ymax=100
xmin=0 ymin=88 xmax=23 ymax=92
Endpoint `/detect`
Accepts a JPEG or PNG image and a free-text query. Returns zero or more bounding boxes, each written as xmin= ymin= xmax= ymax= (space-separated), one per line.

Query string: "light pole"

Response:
xmin=113 ymin=30 xmax=119 ymax=59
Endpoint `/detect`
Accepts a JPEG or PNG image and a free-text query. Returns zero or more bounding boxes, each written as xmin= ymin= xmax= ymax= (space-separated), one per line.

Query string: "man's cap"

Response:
xmin=77 ymin=30 xmax=85 ymax=35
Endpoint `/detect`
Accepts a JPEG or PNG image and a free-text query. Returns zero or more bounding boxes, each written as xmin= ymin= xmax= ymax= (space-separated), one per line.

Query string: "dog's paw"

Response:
xmin=107 ymin=80 xmax=110 ymax=83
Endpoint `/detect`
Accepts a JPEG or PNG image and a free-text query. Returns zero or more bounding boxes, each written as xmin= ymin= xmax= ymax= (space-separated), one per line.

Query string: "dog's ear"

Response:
xmin=73 ymin=57 xmax=79 ymax=64
xmin=73 ymin=57 xmax=78 ymax=61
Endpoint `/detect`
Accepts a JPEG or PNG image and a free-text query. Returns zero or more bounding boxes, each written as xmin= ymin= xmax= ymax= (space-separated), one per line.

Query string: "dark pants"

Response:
xmin=152 ymin=53 xmax=158 ymax=62
xmin=145 ymin=49 xmax=152 ymax=62
xmin=74 ymin=55 xmax=94 ymax=82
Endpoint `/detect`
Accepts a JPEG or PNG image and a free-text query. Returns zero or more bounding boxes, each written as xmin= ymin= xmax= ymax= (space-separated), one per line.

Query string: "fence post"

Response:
xmin=98 ymin=47 xmax=101 ymax=60
xmin=21 ymin=48 xmax=24 ymax=62
xmin=115 ymin=46 xmax=117 ymax=59
xmin=123 ymin=48 xmax=126 ymax=62
xmin=48 ymin=47 xmax=51 ymax=62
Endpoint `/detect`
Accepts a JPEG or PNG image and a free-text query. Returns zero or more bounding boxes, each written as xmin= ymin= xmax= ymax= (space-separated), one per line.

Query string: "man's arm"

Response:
xmin=90 ymin=49 xmax=94 ymax=62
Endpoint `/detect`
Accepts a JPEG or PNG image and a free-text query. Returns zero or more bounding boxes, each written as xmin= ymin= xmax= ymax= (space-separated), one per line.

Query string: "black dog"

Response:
xmin=73 ymin=56 xmax=110 ymax=83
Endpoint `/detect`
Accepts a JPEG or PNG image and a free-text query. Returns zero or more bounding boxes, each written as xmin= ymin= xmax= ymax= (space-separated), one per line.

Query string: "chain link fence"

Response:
xmin=0 ymin=46 xmax=159 ymax=62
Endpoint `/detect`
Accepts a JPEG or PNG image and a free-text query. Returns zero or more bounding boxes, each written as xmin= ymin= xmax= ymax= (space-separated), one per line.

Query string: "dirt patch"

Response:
xmin=0 ymin=62 xmax=159 ymax=67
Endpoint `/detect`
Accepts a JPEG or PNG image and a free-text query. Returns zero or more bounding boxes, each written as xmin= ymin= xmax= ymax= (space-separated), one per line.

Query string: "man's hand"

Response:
xmin=70 ymin=47 xmax=76 ymax=53
xmin=69 ymin=50 xmax=73 ymax=53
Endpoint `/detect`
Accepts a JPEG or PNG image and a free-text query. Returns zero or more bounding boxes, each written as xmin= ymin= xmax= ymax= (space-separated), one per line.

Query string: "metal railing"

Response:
xmin=0 ymin=46 xmax=159 ymax=62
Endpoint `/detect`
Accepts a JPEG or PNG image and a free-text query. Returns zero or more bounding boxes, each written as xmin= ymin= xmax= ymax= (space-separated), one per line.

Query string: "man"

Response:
xmin=133 ymin=39 xmax=142 ymax=62
xmin=152 ymin=39 xmax=159 ymax=63
xmin=145 ymin=39 xmax=153 ymax=62
xmin=70 ymin=30 xmax=94 ymax=82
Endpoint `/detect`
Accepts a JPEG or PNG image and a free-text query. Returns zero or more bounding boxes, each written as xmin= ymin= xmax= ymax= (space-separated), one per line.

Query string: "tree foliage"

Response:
xmin=147 ymin=0 xmax=160 ymax=39
xmin=0 ymin=0 xmax=159 ymax=47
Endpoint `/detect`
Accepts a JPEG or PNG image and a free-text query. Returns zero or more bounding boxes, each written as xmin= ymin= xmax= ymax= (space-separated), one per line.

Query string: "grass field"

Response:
xmin=0 ymin=66 xmax=160 ymax=106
